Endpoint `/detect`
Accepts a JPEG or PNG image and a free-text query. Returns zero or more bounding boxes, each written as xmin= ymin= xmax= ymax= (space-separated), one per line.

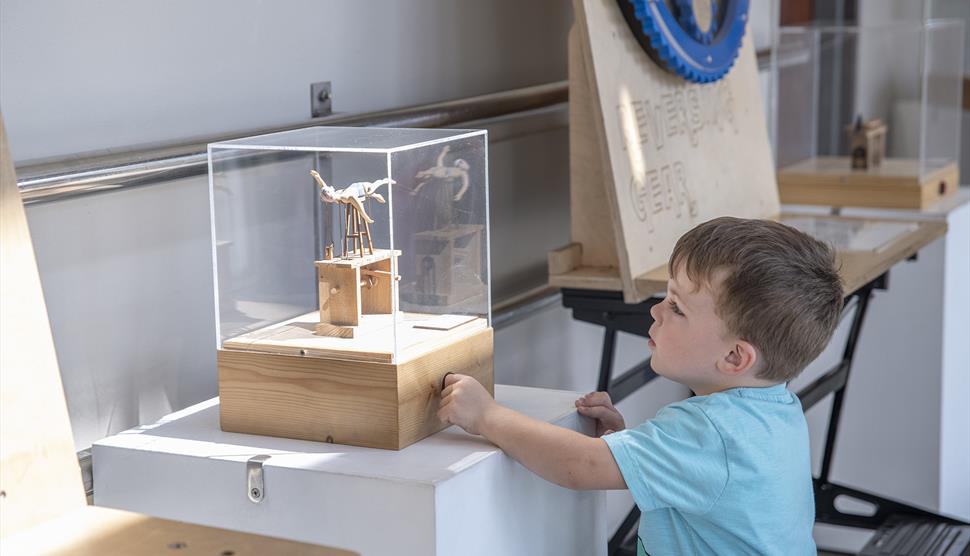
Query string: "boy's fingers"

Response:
xmin=581 ymin=392 xmax=613 ymax=409
xmin=437 ymin=410 xmax=452 ymax=424
xmin=577 ymin=405 xmax=614 ymax=420
xmin=587 ymin=391 xmax=613 ymax=406
xmin=437 ymin=400 xmax=454 ymax=421
xmin=442 ymin=380 xmax=466 ymax=399
xmin=442 ymin=372 xmax=463 ymax=390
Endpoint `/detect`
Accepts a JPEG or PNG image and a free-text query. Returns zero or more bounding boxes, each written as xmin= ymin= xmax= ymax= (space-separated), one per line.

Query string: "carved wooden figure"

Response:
xmin=847 ymin=116 xmax=887 ymax=170
xmin=310 ymin=170 xmax=393 ymax=257
xmin=412 ymin=145 xmax=471 ymax=202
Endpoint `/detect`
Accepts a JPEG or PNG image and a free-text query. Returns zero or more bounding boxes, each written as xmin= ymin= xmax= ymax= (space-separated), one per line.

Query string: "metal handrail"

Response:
xmin=15 ymin=81 xmax=568 ymax=205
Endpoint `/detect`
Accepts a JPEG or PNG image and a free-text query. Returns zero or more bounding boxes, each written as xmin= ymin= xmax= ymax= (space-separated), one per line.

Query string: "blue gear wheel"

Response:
xmin=675 ymin=0 xmax=719 ymax=44
xmin=621 ymin=0 xmax=749 ymax=83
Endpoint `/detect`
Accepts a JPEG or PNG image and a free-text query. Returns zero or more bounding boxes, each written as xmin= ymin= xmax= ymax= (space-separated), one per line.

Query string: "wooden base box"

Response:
xmin=218 ymin=325 xmax=493 ymax=450
xmin=778 ymin=157 xmax=959 ymax=210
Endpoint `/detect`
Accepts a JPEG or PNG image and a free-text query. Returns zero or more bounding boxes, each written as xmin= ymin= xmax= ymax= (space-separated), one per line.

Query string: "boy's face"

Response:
xmin=647 ymin=266 xmax=738 ymax=393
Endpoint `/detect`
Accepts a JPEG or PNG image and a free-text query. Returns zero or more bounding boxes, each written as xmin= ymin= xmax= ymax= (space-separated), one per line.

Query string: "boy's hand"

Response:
xmin=438 ymin=373 xmax=497 ymax=436
xmin=575 ymin=391 xmax=626 ymax=437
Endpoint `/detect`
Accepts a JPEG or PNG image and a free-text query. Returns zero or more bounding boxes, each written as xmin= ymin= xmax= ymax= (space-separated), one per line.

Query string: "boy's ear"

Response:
xmin=717 ymin=340 xmax=759 ymax=376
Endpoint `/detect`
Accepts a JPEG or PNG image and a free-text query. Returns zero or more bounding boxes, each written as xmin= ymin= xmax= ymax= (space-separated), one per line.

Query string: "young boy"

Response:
xmin=438 ymin=217 xmax=844 ymax=555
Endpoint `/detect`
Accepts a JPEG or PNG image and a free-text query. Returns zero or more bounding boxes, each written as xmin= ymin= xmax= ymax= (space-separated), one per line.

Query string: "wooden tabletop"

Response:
xmin=1 ymin=506 xmax=356 ymax=556
xmin=550 ymin=213 xmax=947 ymax=300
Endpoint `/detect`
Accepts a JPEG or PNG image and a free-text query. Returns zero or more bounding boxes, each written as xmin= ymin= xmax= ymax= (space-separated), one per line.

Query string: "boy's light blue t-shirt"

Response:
xmin=602 ymin=383 xmax=816 ymax=556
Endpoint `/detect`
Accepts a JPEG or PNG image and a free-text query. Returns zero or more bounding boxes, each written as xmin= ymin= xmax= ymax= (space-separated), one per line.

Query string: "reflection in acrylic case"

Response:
xmin=207 ymin=127 xmax=493 ymax=450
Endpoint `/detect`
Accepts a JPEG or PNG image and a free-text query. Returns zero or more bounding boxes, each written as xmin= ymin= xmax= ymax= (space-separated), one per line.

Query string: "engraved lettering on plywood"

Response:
xmin=575 ymin=0 xmax=779 ymax=301
xmin=618 ymin=82 xmax=739 ymax=152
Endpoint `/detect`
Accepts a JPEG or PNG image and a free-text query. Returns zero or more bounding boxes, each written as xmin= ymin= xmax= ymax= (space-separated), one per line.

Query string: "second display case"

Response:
xmin=773 ymin=20 xmax=964 ymax=209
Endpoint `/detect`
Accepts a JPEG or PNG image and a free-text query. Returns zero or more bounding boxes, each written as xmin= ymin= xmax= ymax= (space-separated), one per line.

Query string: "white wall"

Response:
xmin=0 ymin=0 xmax=570 ymax=161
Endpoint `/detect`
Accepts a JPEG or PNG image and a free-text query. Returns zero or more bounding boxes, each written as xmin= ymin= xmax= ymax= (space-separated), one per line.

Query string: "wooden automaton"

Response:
xmin=550 ymin=0 xmax=947 ymax=303
xmin=847 ymin=116 xmax=887 ymax=170
xmin=208 ymin=128 xmax=492 ymax=450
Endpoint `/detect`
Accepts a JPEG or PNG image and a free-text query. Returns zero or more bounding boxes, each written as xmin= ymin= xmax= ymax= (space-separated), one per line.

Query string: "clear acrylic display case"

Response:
xmin=772 ymin=20 xmax=964 ymax=208
xmin=208 ymin=127 xmax=490 ymax=365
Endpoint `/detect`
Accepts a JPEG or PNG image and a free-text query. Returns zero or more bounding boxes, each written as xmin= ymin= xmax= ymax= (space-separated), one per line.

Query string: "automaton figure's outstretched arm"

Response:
xmin=435 ymin=145 xmax=450 ymax=167
xmin=412 ymin=147 xmax=451 ymax=196
xmin=310 ymin=170 xmax=336 ymax=203
xmin=453 ymin=172 xmax=470 ymax=202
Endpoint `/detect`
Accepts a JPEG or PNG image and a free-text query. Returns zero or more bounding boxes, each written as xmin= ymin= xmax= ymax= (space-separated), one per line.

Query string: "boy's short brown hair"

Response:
xmin=669 ymin=217 xmax=843 ymax=382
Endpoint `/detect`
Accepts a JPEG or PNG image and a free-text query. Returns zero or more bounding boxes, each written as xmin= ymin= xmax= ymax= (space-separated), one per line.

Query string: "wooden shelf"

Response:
xmin=549 ymin=214 xmax=947 ymax=299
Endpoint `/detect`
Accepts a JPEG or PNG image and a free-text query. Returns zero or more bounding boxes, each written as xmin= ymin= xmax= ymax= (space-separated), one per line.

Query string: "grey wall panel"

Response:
xmin=0 ymin=0 xmax=571 ymax=162
xmin=25 ymin=175 xmax=217 ymax=449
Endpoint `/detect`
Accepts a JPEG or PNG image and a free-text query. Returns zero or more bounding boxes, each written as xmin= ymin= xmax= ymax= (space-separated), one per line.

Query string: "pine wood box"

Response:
xmin=218 ymin=326 xmax=493 ymax=450
xmin=777 ymin=157 xmax=960 ymax=210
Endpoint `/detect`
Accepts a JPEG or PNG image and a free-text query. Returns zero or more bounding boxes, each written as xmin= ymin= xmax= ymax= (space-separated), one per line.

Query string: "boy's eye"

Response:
xmin=668 ymin=299 xmax=685 ymax=316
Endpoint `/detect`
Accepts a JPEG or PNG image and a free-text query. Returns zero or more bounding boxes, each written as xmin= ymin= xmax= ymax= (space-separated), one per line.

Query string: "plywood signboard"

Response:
xmin=566 ymin=0 xmax=780 ymax=302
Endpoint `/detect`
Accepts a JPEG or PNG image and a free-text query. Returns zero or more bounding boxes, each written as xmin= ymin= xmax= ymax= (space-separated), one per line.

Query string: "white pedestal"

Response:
xmin=93 ymin=385 xmax=607 ymax=556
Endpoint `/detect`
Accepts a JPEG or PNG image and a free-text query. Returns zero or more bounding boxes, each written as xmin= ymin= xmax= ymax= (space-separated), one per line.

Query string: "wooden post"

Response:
xmin=363 ymin=216 xmax=374 ymax=255
xmin=342 ymin=206 xmax=350 ymax=257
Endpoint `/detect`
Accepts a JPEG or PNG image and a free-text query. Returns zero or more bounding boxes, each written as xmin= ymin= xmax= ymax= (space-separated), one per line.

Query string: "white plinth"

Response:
xmin=93 ymin=385 xmax=607 ymax=556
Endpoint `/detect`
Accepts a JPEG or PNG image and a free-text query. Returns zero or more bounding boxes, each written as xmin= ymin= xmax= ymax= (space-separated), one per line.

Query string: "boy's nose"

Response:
xmin=650 ymin=299 xmax=662 ymax=322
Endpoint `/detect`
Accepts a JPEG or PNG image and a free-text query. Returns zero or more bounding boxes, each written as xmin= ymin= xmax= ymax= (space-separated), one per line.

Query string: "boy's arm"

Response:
xmin=438 ymin=374 xmax=627 ymax=491
xmin=482 ymin=405 xmax=628 ymax=491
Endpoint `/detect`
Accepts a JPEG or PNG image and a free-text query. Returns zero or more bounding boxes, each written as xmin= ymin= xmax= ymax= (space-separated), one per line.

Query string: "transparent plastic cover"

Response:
xmin=208 ymin=127 xmax=490 ymax=363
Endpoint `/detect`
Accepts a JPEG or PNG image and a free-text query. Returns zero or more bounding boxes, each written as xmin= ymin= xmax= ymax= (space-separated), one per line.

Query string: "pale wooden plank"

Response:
xmin=778 ymin=157 xmax=959 ymax=209
xmin=1 ymin=505 xmax=356 ymax=556
xmin=219 ymin=348 xmax=401 ymax=449
xmin=818 ymin=217 xmax=947 ymax=295
xmin=636 ymin=213 xmax=946 ymax=298
xmin=219 ymin=327 xmax=493 ymax=450
xmin=317 ymin=264 xmax=361 ymax=326
xmin=571 ymin=7 xmax=635 ymax=299
xmin=318 ymin=248 xmax=400 ymax=269
xmin=633 ymin=265 xmax=669 ymax=298
xmin=0 ymin=113 xmax=88 ymax=538
xmin=361 ymin=256 xmax=393 ymax=315
xmin=223 ymin=312 xmax=488 ymax=364
xmin=0 ymin=113 xmax=357 ymax=554
xmin=548 ymin=266 xmax=625 ymax=291
xmin=574 ymin=0 xmax=780 ymax=302
xmin=547 ymin=242 xmax=583 ymax=275
xmin=568 ymin=25 xmax=619 ymax=269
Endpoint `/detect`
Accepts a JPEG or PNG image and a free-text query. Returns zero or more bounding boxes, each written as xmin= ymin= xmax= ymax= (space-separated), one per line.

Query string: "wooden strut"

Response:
xmin=342 ymin=204 xmax=375 ymax=258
